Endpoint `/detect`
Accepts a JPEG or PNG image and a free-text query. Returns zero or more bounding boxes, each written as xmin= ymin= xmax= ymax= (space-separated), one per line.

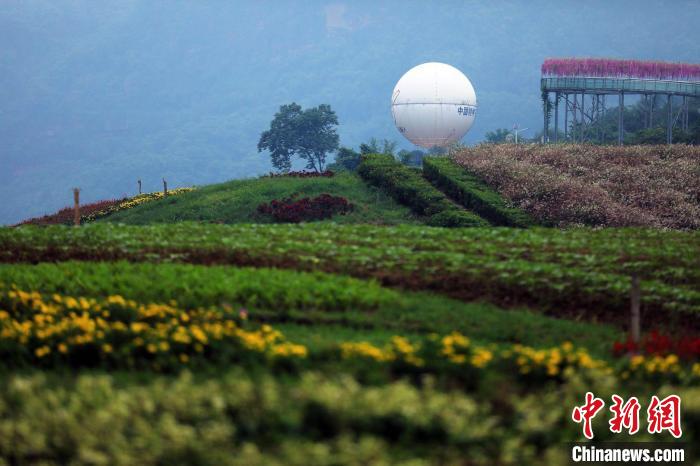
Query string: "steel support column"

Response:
xmin=573 ymin=94 xmax=578 ymax=142
xmin=543 ymin=91 xmax=549 ymax=143
xmin=667 ymin=94 xmax=672 ymax=144
xmin=580 ymin=92 xmax=585 ymax=142
xmin=554 ymin=92 xmax=559 ymax=143
xmin=618 ymin=92 xmax=624 ymax=146
xmin=564 ymin=93 xmax=568 ymax=141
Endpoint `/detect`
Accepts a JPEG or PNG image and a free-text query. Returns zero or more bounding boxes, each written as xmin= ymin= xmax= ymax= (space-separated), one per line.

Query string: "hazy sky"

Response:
xmin=1 ymin=0 xmax=699 ymax=224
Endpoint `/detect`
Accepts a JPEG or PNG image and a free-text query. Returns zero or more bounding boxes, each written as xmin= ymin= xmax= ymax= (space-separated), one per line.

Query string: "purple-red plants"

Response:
xmin=17 ymin=199 xmax=126 ymax=226
xmin=542 ymin=58 xmax=700 ymax=81
xmin=257 ymin=193 xmax=354 ymax=223
xmin=264 ymin=170 xmax=335 ymax=178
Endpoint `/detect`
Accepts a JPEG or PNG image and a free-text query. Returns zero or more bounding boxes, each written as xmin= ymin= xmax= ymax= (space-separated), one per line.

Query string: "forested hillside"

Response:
xmin=2 ymin=0 xmax=699 ymax=224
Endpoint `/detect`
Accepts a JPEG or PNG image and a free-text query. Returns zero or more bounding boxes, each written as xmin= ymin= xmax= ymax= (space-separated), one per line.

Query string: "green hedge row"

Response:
xmin=357 ymin=154 xmax=488 ymax=227
xmin=423 ymin=156 xmax=535 ymax=227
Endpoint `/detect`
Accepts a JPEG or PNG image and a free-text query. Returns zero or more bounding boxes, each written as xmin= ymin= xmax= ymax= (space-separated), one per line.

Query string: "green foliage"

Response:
xmin=328 ymin=147 xmax=361 ymax=172
xmin=258 ymin=103 xmax=339 ymax=172
xmin=358 ymin=138 xmax=397 ymax=157
xmin=0 ymin=262 xmax=622 ymax=354
xmin=396 ymin=149 xmax=424 ymax=166
xmin=422 ymin=156 xmax=535 ymax=227
xmin=3 ymin=223 xmax=698 ymax=326
xmin=2 ymin=369 xmax=699 ymax=465
xmin=357 ymin=154 xmax=488 ymax=227
xmin=95 ymin=172 xmax=418 ymax=225
xmin=0 ymin=262 xmax=396 ymax=312
xmin=484 ymin=128 xmax=512 ymax=143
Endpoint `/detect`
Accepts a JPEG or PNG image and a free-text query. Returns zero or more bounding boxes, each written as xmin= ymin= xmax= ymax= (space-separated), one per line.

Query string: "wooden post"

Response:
xmin=163 ymin=178 xmax=168 ymax=196
xmin=138 ymin=179 xmax=142 ymax=194
xmin=73 ymin=188 xmax=80 ymax=227
xmin=630 ymin=274 xmax=640 ymax=345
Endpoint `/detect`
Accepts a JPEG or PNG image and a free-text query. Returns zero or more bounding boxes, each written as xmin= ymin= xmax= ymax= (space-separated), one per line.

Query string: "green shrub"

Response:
xmin=357 ymin=154 xmax=488 ymax=227
xmin=423 ymin=156 xmax=535 ymax=227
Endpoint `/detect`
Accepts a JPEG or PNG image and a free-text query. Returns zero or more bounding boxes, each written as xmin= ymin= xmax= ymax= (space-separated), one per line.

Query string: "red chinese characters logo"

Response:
xmin=609 ymin=395 xmax=641 ymax=435
xmin=647 ymin=395 xmax=682 ymax=438
xmin=571 ymin=392 xmax=605 ymax=440
xmin=572 ymin=393 xmax=682 ymax=439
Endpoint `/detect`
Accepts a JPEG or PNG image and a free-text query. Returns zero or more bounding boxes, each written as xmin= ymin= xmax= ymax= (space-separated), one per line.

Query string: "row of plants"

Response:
xmin=16 ymin=198 xmax=125 ymax=226
xmin=0 ymin=261 xmax=398 ymax=312
xmin=453 ymin=144 xmax=700 ymax=229
xmin=357 ymin=154 xmax=488 ymax=227
xmin=257 ymin=194 xmax=354 ymax=223
xmin=613 ymin=330 xmax=700 ymax=360
xmin=2 ymin=224 xmax=697 ymax=326
xmin=6 ymin=369 xmax=698 ymax=466
xmin=2 ymin=286 xmax=698 ymax=385
xmin=7 ymin=222 xmax=696 ymax=285
xmin=16 ymin=187 xmax=196 ymax=226
xmin=263 ymin=170 xmax=335 ymax=178
xmin=82 ymin=187 xmax=196 ymax=222
xmin=0 ymin=287 xmax=306 ymax=370
xmin=422 ymin=156 xmax=535 ymax=227
xmin=0 ymin=261 xmax=627 ymax=354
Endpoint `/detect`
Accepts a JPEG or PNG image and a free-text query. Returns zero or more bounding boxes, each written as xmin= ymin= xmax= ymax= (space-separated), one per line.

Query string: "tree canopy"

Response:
xmin=258 ymin=103 xmax=339 ymax=172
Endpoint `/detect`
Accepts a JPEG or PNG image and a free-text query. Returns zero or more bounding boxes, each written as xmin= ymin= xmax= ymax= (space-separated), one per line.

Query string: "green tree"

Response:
xmin=359 ymin=138 xmax=397 ymax=156
xmin=258 ymin=103 xmax=340 ymax=172
xmin=329 ymin=147 xmax=361 ymax=171
xmin=485 ymin=128 xmax=512 ymax=143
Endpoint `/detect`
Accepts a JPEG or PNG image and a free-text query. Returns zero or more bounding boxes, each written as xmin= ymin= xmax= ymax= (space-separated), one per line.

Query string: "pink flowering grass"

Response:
xmin=542 ymin=58 xmax=700 ymax=81
xmin=453 ymin=144 xmax=700 ymax=229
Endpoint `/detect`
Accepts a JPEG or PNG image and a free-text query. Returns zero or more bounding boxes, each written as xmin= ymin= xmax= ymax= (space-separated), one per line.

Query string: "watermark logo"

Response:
xmin=571 ymin=392 xmax=682 ymax=439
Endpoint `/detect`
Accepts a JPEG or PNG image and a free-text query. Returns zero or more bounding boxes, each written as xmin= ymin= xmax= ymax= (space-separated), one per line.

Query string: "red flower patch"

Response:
xmin=264 ymin=170 xmax=335 ymax=178
xmin=613 ymin=330 xmax=700 ymax=361
xmin=258 ymin=194 xmax=354 ymax=223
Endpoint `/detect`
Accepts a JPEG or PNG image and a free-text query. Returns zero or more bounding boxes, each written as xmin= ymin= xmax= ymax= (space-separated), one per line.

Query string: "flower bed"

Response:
xmin=613 ymin=331 xmax=700 ymax=361
xmin=2 ymin=286 xmax=698 ymax=384
xmin=264 ymin=170 xmax=335 ymax=178
xmin=0 ymin=287 xmax=305 ymax=370
xmin=542 ymin=58 xmax=700 ymax=81
xmin=17 ymin=199 xmax=125 ymax=226
xmin=2 ymin=224 xmax=698 ymax=327
xmin=453 ymin=144 xmax=700 ymax=229
xmin=17 ymin=187 xmax=196 ymax=225
xmin=257 ymin=194 xmax=354 ymax=222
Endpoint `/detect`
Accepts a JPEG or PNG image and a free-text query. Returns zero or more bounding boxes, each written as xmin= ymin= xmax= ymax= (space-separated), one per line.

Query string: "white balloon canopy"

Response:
xmin=391 ymin=62 xmax=477 ymax=148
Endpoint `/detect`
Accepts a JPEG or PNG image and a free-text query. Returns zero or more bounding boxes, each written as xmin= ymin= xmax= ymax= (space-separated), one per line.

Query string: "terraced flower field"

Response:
xmin=2 ymin=224 xmax=698 ymax=328
xmin=2 ymin=155 xmax=699 ymax=464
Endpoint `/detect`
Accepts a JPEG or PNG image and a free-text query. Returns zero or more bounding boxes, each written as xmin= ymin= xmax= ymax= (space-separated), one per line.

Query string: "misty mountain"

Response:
xmin=1 ymin=0 xmax=698 ymax=224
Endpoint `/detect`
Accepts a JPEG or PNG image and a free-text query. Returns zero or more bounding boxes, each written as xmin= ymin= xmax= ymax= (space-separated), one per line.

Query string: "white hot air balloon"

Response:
xmin=391 ymin=62 xmax=477 ymax=148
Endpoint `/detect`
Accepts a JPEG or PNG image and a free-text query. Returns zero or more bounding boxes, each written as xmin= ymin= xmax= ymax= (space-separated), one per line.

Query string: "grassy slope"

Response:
xmin=101 ymin=172 xmax=420 ymax=225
